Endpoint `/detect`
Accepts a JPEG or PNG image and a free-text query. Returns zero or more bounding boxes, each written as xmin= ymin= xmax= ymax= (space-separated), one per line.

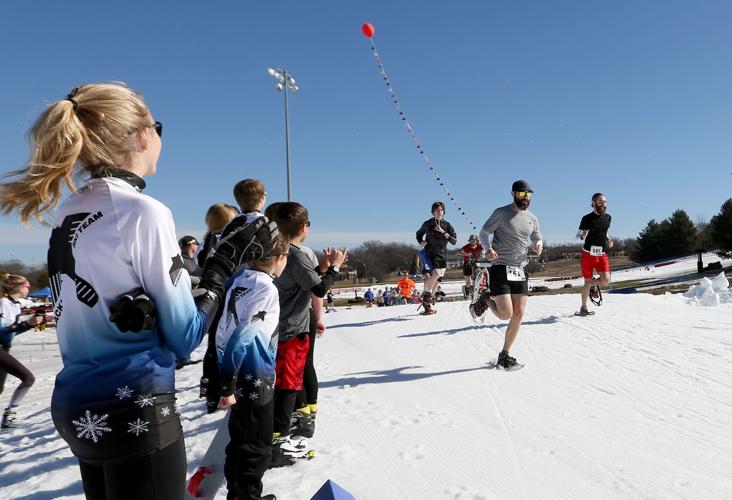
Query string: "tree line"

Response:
xmin=633 ymin=199 xmax=732 ymax=261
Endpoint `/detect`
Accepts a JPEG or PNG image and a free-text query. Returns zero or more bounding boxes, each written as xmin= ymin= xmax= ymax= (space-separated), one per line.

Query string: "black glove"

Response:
xmin=110 ymin=288 xmax=156 ymax=333
xmin=200 ymin=216 xmax=278 ymax=293
xmin=205 ymin=216 xmax=277 ymax=279
xmin=196 ymin=216 xmax=279 ymax=328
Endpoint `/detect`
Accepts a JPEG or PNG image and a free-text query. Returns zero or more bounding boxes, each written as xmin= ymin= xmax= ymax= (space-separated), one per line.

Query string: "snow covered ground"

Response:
xmin=2 ymin=271 xmax=732 ymax=499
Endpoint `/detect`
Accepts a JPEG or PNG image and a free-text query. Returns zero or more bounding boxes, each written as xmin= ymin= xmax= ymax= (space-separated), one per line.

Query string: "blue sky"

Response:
xmin=1 ymin=1 xmax=731 ymax=264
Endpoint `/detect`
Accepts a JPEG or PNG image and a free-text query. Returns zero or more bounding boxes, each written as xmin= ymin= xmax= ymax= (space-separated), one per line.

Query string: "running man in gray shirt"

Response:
xmin=471 ymin=180 xmax=543 ymax=370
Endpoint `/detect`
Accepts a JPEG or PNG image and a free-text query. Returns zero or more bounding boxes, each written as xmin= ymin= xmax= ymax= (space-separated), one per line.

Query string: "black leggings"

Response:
xmin=295 ymin=314 xmax=318 ymax=409
xmin=77 ymin=437 xmax=186 ymax=500
xmin=0 ymin=346 xmax=35 ymax=408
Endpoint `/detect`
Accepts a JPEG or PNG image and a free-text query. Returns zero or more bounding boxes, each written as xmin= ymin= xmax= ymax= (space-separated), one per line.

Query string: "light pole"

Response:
xmin=267 ymin=67 xmax=299 ymax=201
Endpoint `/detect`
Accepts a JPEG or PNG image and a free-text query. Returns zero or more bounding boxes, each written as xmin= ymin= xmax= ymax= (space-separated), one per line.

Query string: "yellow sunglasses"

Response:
xmin=515 ymin=191 xmax=533 ymax=199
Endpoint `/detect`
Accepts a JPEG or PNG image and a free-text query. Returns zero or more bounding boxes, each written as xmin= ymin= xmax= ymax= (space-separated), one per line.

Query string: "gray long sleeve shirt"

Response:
xmin=479 ymin=204 xmax=542 ymax=267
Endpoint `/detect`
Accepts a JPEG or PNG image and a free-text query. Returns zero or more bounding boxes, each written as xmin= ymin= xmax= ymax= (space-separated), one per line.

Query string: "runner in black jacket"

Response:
xmin=416 ymin=201 xmax=457 ymax=314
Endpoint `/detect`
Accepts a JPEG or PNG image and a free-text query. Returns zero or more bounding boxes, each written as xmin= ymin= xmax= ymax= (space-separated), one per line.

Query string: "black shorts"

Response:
xmin=462 ymin=263 xmax=473 ymax=276
xmin=429 ymin=254 xmax=447 ymax=270
xmin=488 ymin=265 xmax=529 ymax=296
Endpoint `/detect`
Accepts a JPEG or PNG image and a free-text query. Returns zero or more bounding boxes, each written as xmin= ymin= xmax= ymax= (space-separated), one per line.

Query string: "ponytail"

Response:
xmin=0 ymin=82 xmax=151 ymax=225
xmin=1 ymin=274 xmax=28 ymax=299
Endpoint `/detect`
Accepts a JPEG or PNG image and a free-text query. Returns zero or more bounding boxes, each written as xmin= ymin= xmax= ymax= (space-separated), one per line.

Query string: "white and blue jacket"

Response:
xmin=48 ymin=172 xmax=209 ymax=463
xmin=215 ymin=267 xmax=279 ymax=405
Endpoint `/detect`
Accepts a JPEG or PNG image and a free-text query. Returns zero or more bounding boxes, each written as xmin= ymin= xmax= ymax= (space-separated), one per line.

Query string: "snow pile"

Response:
xmin=684 ymin=272 xmax=731 ymax=306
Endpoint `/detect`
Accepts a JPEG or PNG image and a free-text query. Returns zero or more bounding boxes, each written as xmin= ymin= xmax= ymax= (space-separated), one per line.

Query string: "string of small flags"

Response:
xmin=362 ymin=23 xmax=477 ymax=231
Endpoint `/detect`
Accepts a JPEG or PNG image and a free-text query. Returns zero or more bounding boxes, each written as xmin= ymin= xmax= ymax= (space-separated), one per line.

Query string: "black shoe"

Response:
xmin=1 ymin=409 xmax=16 ymax=429
xmin=290 ymin=410 xmax=316 ymax=438
xmin=497 ymin=351 xmax=518 ymax=369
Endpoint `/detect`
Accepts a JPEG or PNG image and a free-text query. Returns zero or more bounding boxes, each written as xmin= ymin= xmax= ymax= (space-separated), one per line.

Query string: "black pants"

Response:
xmin=203 ymin=331 xmax=221 ymax=413
xmin=273 ymin=389 xmax=297 ymax=435
xmin=203 ymin=304 xmax=226 ymax=413
xmin=295 ymin=313 xmax=318 ymax=409
xmin=77 ymin=437 xmax=186 ymax=500
xmin=225 ymin=398 xmax=274 ymax=500
xmin=0 ymin=345 xmax=35 ymax=407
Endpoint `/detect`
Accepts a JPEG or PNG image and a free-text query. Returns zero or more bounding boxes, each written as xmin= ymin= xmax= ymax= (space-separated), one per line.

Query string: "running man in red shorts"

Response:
xmin=577 ymin=193 xmax=613 ymax=316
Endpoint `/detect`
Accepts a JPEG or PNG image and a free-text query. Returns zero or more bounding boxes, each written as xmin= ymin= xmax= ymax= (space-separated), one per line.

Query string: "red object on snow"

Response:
xmin=186 ymin=466 xmax=214 ymax=497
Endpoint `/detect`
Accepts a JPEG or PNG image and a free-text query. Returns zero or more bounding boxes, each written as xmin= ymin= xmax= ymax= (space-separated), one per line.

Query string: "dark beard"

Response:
xmin=595 ymin=205 xmax=607 ymax=215
xmin=513 ymin=196 xmax=530 ymax=210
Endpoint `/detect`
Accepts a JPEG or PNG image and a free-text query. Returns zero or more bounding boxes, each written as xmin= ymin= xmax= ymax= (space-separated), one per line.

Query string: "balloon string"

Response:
xmin=369 ymin=38 xmax=477 ymax=231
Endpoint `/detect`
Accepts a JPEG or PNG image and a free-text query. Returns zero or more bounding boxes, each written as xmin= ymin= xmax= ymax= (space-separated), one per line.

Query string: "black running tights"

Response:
xmin=0 ymin=346 xmax=35 ymax=408
xmin=295 ymin=314 xmax=318 ymax=409
xmin=77 ymin=438 xmax=186 ymax=500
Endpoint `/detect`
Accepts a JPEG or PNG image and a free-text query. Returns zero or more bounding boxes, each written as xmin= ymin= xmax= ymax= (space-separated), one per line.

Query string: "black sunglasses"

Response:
xmin=148 ymin=121 xmax=163 ymax=138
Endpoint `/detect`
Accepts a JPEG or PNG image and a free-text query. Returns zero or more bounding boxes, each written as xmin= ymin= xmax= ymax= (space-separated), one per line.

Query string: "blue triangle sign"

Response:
xmin=310 ymin=479 xmax=356 ymax=500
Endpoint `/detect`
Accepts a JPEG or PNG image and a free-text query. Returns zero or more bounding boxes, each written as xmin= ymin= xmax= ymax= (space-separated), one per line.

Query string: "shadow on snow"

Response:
xmin=398 ymin=315 xmax=561 ymax=338
xmin=321 ymin=364 xmax=488 ymax=389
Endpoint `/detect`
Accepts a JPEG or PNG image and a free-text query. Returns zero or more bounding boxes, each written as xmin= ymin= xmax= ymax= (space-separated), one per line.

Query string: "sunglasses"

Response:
xmin=306 ymin=220 xmax=311 ymax=227
xmin=147 ymin=121 xmax=163 ymax=138
xmin=515 ymin=191 xmax=533 ymax=199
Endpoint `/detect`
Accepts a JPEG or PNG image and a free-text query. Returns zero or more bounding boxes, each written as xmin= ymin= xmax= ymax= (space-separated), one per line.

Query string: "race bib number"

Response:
xmin=506 ymin=266 xmax=525 ymax=281
xmin=590 ymin=245 xmax=604 ymax=256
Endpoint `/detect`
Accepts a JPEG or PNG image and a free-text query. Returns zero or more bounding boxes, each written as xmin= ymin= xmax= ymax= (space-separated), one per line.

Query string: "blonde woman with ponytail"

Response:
xmin=0 ymin=274 xmax=43 ymax=429
xmin=0 ymin=83 xmax=274 ymax=499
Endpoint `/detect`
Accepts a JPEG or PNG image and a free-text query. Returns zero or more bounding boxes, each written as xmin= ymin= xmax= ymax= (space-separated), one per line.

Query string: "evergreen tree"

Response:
xmin=661 ymin=209 xmax=697 ymax=257
xmin=694 ymin=216 xmax=714 ymax=251
xmin=710 ymin=198 xmax=732 ymax=258
xmin=633 ymin=219 xmax=664 ymax=262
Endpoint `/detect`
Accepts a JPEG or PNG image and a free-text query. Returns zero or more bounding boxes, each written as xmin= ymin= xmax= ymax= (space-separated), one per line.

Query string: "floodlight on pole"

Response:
xmin=267 ymin=67 xmax=299 ymax=201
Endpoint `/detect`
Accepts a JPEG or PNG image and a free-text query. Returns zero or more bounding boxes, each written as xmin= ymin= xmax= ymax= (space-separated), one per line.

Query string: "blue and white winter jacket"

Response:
xmin=49 ymin=172 xmax=208 ymax=463
xmin=215 ymin=267 xmax=279 ymax=404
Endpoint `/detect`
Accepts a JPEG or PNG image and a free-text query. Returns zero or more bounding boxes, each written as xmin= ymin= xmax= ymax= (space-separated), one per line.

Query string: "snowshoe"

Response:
xmin=270 ymin=435 xmax=316 ymax=468
xmin=1 ymin=409 xmax=16 ymax=429
xmin=496 ymin=351 xmax=524 ymax=372
xmin=420 ymin=292 xmax=436 ymax=315
xmin=575 ymin=307 xmax=595 ymax=317
xmin=589 ymin=285 xmax=603 ymax=306
xmin=469 ymin=291 xmax=494 ymax=323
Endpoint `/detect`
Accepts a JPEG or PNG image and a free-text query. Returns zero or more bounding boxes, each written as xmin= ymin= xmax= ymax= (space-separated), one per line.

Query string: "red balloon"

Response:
xmin=362 ymin=23 xmax=375 ymax=38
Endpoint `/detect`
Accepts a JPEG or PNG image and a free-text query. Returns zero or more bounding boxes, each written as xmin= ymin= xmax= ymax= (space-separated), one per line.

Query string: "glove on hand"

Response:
xmin=110 ymin=288 xmax=156 ymax=333
xmin=204 ymin=216 xmax=278 ymax=281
